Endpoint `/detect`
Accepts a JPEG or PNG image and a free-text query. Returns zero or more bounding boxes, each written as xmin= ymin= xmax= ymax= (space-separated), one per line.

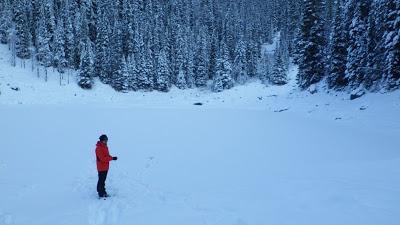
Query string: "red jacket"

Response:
xmin=95 ymin=141 xmax=113 ymax=172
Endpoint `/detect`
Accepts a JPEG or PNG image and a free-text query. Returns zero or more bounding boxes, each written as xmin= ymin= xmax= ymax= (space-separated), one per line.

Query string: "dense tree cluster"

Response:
xmin=1 ymin=0 xmax=398 ymax=93
xmin=0 ymin=0 xmax=287 ymax=92
xmin=296 ymin=0 xmax=400 ymax=92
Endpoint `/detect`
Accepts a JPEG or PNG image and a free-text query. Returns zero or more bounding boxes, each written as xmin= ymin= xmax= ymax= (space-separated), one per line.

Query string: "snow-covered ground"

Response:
xmin=1 ymin=44 xmax=400 ymax=225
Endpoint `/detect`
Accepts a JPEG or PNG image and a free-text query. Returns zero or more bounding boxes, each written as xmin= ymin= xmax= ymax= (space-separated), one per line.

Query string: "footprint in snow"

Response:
xmin=0 ymin=213 xmax=13 ymax=225
xmin=0 ymin=162 xmax=6 ymax=168
xmin=88 ymin=198 xmax=122 ymax=225
xmin=236 ymin=218 xmax=247 ymax=225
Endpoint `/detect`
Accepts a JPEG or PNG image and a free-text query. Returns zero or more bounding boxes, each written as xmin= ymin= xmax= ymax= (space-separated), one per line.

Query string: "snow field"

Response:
xmin=1 ymin=43 xmax=400 ymax=225
xmin=1 ymin=106 xmax=400 ymax=225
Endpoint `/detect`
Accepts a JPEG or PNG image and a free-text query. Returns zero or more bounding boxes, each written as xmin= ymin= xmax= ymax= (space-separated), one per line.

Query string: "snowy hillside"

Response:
xmin=2 ymin=41 xmax=400 ymax=225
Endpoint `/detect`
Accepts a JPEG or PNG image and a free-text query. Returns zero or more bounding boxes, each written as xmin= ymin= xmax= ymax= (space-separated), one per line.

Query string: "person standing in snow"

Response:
xmin=96 ymin=134 xmax=118 ymax=198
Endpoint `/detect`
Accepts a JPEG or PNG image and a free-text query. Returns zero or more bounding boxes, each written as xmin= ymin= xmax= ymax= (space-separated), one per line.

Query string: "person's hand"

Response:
xmin=112 ymin=156 xmax=118 ymax=160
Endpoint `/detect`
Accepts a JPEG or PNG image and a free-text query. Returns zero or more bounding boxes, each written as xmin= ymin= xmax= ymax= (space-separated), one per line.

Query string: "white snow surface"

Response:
xmin=1 ymin=44 xmax=400 ymax=225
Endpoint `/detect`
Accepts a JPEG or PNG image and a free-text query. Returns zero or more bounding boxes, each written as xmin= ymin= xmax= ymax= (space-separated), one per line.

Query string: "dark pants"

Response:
xmin=97 ymin=170 xmax=108 ymax=197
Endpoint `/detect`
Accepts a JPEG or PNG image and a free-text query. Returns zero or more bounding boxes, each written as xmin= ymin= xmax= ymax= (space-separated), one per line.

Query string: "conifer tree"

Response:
xmin=53 ymin=17 xmax=67 ymax=73
xmin=155 ymin=49 xmax=171 ymax=92
xmin=382 ymin=0 xmax=400 ymax=90
xmin=176 ymin=65 xmax=187 ymax=89
xmin=78 ymin=38 xmax=94 ymax=89
xmin=212 ymin=41 xmax=234 ymax=92
xmin=194 ymin=30 xmax=208 ymax=87
xmin=36 ymin=4 xmax=52 ymax=69
xmin=0 ymin=0 xmax=12 ymax=44
xmin=113 ymin=57 xmax=130 ymax=92
xmin=64 ymin=10 xmax=75 ymax=69
xmin=13 ymin=0 xmax=31 ymax=59
xmin=270 ymin=41 xmax=288 ymax=85
xmin=327 ymin=0 xmax=348 ymax=89
xmin=296 ymin=0 xmax=326 ymax=89
xmin=345 ymin=0 xmax=371 ymax=89
xmin=233 ymin=36 xmax=248 ymax=85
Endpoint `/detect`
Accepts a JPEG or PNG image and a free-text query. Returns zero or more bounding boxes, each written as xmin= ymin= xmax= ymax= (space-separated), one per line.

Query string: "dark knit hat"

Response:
xmin=99 ymin=134 xmax=108 ymax=141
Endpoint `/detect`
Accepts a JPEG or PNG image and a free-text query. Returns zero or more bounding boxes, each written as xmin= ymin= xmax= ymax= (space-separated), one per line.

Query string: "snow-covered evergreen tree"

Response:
xmin=176 ymin=65 xmax=187 ymax=89
xmin=287 ymin=0 xmax=302 ymax=54
xmin=136 ymin=43 xmax=154 ymax=91
xmin=127 ymin=55 xmax=138 ymax=91
xmin=87 ymin=0 xmax=98 ymax=43
xmin=94 ymin=4 xmax=110 ymax=84
xmin=212 ymin=41 xmax=234 ymax=92
xmin=194 ymin=30 xmax=208 ymax=87
xmin=53 ymin=17 xmax=67 ymax=73
xmin=155 ymin=49 xmax=171 ymax=92
xmin=345 ymin=0 xmax=371 ymax=90
xmin=185 ymin=43 xmax=196 ymax=88
xmin=109 ymin=19 xmax=124 ymax=90
xmin=0 ymin=0 xmax=12 ymax=44
xmin=78 ymin=38 xmax=94 ymax=89
xmin=73 ymin=1 xmax=89 ymax=69
xmin=13 ymin=0 xmax=31 ymax=60
xmin=364 ymin=1 xmax=385 ymax=90
xmin=296 ymin=0 xmax=326 ymax=90
xmin=113 ymin=57 xmax=130 ymax=92
xmin=121 ymin=0 xmax=135 ymax=58
xmin=327 ymin=0 xmax=348 ymax=89
xmin=36 ymin=3 xmax=53 ymax=69
xmin=233 ymin=36 xmax=248 ymax=85
xmin=173 ymin=26 xmax=187 ymax=85
xmin=245 ymin=37 xmax=260 ymax=78
xmin=259 ymin=51 xmax=272 ymax=85
xmin=208 ymin=32 xmax=218 ymax=81
xmin=64 ymin=8 xmax=75 ymax=69
xmin=270 ymin=41 xmax=288 ymax=86
xmin=382 ymin=0 xmax=400 ymax=90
